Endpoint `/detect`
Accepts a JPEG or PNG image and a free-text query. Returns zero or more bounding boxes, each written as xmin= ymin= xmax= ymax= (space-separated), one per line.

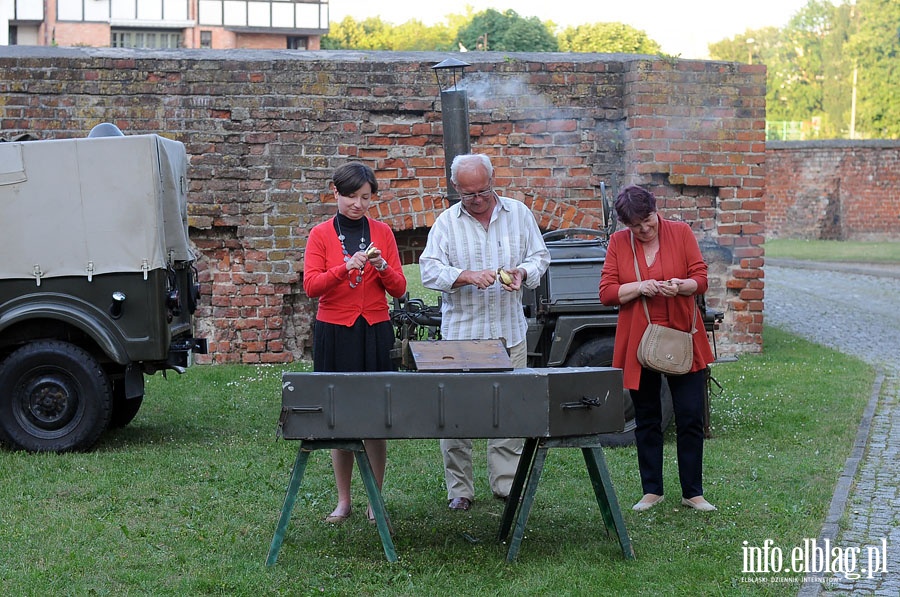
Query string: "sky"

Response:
xmin=328 ymin=0 xmax=814 ymax=59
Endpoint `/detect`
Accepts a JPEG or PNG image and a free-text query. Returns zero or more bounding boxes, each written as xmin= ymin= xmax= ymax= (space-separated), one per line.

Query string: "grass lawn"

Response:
xmin=764 ymin=239 xmax=900 ymax=263
xmin=401 ymin=263 xmax=440 ymax=305
xmin=0 ymin=326 xmax=874 ymax=596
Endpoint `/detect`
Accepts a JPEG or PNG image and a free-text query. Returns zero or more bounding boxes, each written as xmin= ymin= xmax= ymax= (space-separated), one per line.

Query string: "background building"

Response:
xmin=2 ymin=0 xmax=327 ymax=49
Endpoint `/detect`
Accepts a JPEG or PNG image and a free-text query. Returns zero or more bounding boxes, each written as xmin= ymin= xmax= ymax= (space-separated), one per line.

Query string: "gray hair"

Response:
xmin=449 ymin=153 xmax=493 ymax=185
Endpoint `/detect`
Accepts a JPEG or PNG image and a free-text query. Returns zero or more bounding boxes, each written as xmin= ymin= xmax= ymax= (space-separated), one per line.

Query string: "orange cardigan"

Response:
xmin=303 ymin=217 xmax=407 ymax=326
xmin=599 ymin=218 xmax=715 ymax=390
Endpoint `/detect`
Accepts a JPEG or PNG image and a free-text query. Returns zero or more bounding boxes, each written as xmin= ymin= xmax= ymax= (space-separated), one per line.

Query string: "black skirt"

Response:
xmin=313 ymin=316 xmax=396 ymax=373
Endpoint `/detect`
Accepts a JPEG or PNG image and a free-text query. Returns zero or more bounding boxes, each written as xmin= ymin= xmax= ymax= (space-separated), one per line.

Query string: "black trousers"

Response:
xmin=631 ymin=367 xmax=707 ymax=499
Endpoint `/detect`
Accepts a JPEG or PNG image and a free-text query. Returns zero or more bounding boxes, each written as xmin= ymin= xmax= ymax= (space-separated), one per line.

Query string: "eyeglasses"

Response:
xmin=458 ymin=188 xmax=494 ymax=202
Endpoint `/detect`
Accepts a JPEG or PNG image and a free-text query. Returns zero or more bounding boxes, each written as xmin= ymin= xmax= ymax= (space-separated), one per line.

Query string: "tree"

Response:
xmin=846 ymin=0 xmax=900 ymax=137
xmin=321 ymin=16 xmax=369 ymax=50
xmin=502 ymin=16 xmax=559 ymax=52
xmin=709 ymin=25 xmax=810 ymax=133
xmin=708 ymin=26 xmax=780 ymax=65
xmin=709 ymin=0 xmax=899 ymax=140
xmin=321 ymin=16 xmax=457 ymax=51
xmin=767 ymin=1 xmax=833 ymax=124
xmin=558 ymin=22 xmax=662 ymax=54
xmin=820 ymin=2 xmax=856 ymax=138
xmin=321 ymin=16 xmax=396 ymax=50
xmin=457 ymin=9 xmax=557 ymax=52
xmin=392 ymin=20 xmax=457 ymax=51
xmin=710 ymin=2 xmax=838 ymax=138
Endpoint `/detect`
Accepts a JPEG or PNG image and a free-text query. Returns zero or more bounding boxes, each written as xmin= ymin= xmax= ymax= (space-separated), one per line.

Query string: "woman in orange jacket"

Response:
xmin=303 ymin=161 xmax=407 ymax=523
xmin=599 ymin=185 xmax=717 ymax=513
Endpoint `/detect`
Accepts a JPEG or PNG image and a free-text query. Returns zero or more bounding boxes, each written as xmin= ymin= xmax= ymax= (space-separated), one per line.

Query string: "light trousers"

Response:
xmin=441 ymin=341 xmax=527 ymax=500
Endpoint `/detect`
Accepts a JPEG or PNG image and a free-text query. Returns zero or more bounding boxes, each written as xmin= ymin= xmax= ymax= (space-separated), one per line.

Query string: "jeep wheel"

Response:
xmin=0 ymin=341 xmax=113 ymax=452
xmin=564 ymin=337 xmax=674 ymax=447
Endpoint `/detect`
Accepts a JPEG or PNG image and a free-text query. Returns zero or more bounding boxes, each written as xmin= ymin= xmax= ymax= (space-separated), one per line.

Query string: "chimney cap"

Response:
xmin=431 ymin=58 xmax=470 ymax=71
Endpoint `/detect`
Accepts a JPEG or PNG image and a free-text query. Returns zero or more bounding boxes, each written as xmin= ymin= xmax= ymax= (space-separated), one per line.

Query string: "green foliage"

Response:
xmin=845 ymin=0 xmax=900 ymax=137
xmin=502 ymin=15 xmax=559 ymax=52
xmin=321 ymin=16 xmax=369 ymax=49
xmin=401 ymin=264 xmax=441 ymax=304
xmin=322 ymin=16 xmax=457 ymax=51
xmin=779 ymin=1 xmax=832 ymax=120
xmin=711 ymin=3 xmax=835 ymax=126
xmin=710 ymin=0 xmax=899 ymax=139
xmin=392 ymin=20 xmax=458 ymax=52
xmin=0 ymin=328 xmax=875 ymax=594
xmin=558 ymin=22 xmax=662 ymax=54
xmin=457 ymin=9 xmax=557 ymax=52
xmin=819 ymin=2 xmax=855 ymax=137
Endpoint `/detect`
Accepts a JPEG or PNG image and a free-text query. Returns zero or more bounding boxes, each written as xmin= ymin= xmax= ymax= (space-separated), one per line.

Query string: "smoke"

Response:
xmin=459 ymin=71 xmax=553 ymax=112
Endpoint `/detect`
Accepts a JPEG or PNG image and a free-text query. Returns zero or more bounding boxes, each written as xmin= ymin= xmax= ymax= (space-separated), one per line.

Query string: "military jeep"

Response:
xmin=391 ymin=187 xmax=722 ymax=446
xmin=0 ymin=124 xmax=206 ymax=452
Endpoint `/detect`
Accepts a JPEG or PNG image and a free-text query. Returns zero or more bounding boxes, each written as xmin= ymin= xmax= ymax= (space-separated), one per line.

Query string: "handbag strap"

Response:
xmin=630 ymin=232 xmax=697 ymax=334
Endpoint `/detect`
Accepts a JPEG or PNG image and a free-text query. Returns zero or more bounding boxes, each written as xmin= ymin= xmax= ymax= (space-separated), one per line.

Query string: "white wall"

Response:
xmin=199 ymin=0 xmax=327 ymax=28
xmin=1 ymin=0 xmax=9 ymax=45
xmin=2 ymin=0 xmax=43 ymax=45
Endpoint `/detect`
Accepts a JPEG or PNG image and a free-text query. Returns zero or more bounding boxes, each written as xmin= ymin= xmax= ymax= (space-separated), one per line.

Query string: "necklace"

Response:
xmin=641 ymin=240 xmax=658 ymax=264
xmin=335 ymin=216 xmax=369 ymax=288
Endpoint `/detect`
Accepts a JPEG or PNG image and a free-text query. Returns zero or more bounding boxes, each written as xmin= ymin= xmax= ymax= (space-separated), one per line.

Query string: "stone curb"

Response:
xmin=796 ymin=371 xmax=887 ymax=597
xmin=766 ymin=259 xmax=900 ymax=279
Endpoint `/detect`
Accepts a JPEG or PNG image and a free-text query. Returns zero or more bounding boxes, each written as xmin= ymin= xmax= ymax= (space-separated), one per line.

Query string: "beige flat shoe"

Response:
xmin=632 ymin=494 xmax=664 ymax=511
xmin=681 ymin=496 xmax=717 ymax=512
xmin=324 ymin=507 xmax=352 ymax=523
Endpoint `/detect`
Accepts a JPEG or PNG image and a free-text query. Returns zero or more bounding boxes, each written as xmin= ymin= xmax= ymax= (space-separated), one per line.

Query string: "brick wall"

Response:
xmin=51 ymin=23 xmax=111 ymax=48
xmin=766 ymin=141 xmax=900 ymax=241
xmin=0 ymin=47 xmax=767 ymax=362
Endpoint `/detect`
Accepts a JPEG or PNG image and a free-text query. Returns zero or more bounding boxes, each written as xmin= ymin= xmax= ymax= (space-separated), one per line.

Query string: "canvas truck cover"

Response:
xmin=0 ymin=134 xmax=191 ymax=281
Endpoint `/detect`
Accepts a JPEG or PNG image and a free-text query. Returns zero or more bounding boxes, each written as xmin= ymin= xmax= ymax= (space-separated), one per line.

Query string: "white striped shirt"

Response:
xmin=419 ymin=195 xmax=550 ymax=346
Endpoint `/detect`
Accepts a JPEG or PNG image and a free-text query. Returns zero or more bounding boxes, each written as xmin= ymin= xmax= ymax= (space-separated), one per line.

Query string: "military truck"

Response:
xmin=0 ymin=124 xmax=207 ymax=453
xmin=392 ymin=188 xmax=721 ymax=445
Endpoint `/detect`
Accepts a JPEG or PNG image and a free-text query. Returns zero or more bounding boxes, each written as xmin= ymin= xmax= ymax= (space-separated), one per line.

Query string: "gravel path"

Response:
xmin=763 ymin=261 xmax=900 ymax=596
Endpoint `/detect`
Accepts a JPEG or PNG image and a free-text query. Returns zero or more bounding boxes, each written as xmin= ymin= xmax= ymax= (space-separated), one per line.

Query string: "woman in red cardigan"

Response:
xmin=303 ymin=162 xmax=407 ymax=523
xmin=599 ymin=185 xmax=717 ymax=513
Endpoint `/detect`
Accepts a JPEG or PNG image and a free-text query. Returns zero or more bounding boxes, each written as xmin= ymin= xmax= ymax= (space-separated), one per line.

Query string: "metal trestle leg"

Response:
xmin=266 ymin=439 xmax=397 ymax=565
xmin=498 ymin=435 xmax=635 ymax=562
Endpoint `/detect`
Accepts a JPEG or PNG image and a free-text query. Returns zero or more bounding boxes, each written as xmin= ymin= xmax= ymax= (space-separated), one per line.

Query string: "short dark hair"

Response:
xmin=615 ymin=185 xmax=657 ymax=226
xmin=332 ymin=162 xmax=378 ymax=196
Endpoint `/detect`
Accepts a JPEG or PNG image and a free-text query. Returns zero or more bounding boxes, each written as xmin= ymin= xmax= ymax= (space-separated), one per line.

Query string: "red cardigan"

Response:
xmin=303 ymin=217 xmax=407 ymax=326
xmin=599 ymin=218 xmax=715 ymax=390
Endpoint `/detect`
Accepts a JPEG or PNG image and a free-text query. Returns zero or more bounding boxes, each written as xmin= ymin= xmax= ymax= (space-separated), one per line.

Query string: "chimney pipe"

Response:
xmin=432 ymin=59 xmax=471 ymax=204
xmin=439 ymin=89 xmax=470 ymax=204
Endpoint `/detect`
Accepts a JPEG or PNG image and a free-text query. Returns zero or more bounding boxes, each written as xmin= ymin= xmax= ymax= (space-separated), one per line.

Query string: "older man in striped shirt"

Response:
xmin=420 ymin=153 xmax=551 ymax=511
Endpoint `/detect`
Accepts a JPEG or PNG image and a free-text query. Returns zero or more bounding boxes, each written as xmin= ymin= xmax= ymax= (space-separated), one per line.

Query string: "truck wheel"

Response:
xmin=110 ymin=379 xmax=143 ymax=428
xmin=0 ymin=341 xmax=113 ymax=452
xmin=564 ymin=337 xmax=674 ymax=447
